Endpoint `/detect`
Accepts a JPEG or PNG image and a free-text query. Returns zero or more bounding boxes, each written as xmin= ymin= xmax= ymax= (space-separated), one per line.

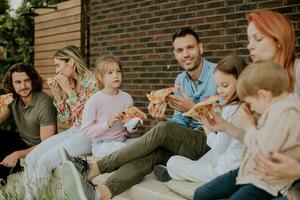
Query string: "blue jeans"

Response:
xmin=24 ymin=126 xmax=92 ymax=200
xmin=193 ymin=169 xmax=275 ymax=200
xmin=272 ymin=197 xmax=287 ymax=200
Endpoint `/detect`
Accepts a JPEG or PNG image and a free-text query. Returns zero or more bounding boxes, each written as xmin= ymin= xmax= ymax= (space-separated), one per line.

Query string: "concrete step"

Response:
xmin=55 ymin=164 xmax=187 ymax=200
xmin=93 ymin=173 xmax=187 ymax=200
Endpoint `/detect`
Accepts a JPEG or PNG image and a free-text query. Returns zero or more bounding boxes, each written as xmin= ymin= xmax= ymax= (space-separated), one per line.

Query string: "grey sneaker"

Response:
xmin=154 ymin=165 xmax=172 ymax=182
xmin=62 ymin=161 xmax=98 ymax=200
xmin=60 ymin=148 xmax=91 ymax=178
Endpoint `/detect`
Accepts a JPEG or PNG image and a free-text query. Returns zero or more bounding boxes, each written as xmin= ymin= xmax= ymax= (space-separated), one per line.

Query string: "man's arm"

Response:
xmin=0 ymin=124 xmax=56 ymax=168
xmin=40 ymin=124 xmax=56 ymax=141
xmin=0 ymin=107 xmax=11 ymax=124
xmin=17 ymin=124 xmax=56 ymax=158
xmin=0 ymin=145 xmax=36 ymax=167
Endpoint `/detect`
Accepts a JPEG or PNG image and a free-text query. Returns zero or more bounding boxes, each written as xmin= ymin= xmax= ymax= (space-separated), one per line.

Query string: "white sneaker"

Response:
xmin=61 ymin=161 xmax=97 ymax=200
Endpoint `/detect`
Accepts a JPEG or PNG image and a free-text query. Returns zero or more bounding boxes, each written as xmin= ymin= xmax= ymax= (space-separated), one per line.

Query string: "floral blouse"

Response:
xmin=53 ymin=72 xmax=98 ymax=127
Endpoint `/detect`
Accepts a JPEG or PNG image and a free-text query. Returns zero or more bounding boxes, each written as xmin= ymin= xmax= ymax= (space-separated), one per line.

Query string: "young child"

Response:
xmin=80 ymin=56 xmax=135 ymax=157
xmin=154 ymin=55 xmax=246 ymax=199
xmin=194 ymin=61 xmax=300 ymax=200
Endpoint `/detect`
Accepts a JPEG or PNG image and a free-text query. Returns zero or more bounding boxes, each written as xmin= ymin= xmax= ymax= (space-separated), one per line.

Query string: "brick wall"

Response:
xmin=88 ymin=0 xmax=300 ymax=133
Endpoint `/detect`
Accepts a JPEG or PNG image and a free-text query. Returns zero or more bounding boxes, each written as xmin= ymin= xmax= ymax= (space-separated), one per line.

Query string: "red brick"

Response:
xmin=88 ymin=0 xmax=300 ymax=132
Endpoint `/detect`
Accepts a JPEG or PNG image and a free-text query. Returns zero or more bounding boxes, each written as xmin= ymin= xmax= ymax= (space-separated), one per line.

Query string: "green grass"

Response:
xmin=0 ymin=172 xmax=70 ymax=200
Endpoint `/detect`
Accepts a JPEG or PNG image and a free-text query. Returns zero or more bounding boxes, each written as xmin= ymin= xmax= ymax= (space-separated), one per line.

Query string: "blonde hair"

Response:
xmin=237 ymin=61 xmax=289 ymax=100
xmin=95 ymin=56 xmax=123 ymax=89
xmin=247 ymin=10 xmax=296 ymax=91
xmin=54 ymin=45 xmax=88 ymax=76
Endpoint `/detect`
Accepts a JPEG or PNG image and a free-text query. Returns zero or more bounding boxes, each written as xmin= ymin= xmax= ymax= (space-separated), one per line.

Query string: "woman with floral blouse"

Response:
xmin=23 ymin=45 xmax=98 ymax=200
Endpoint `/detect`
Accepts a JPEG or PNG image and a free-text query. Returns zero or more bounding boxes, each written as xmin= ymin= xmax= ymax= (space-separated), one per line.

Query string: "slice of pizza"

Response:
xmin=146 ymin=84 xmax=180 ymax=104
xmin=120 ymin=106 xmax=147 ymax=123
xmin=0 ymin=93 xmax=14 ymax=109
xmin=47 ymin=77 xmax=55 ymax=87
xmin=183 ymin=95 xmax=220 ymax=119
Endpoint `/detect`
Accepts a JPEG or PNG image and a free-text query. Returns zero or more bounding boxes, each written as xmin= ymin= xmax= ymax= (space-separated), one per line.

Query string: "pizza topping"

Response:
xmin=146 ymin=84 xmax=180 ymax=104
xmin=120 ymin=106 xmax=147 ymax=123
xmin=183 ymin=95 xmax=221 ymax=119
xmin=47 ymin=77 xmax=55 ymax=86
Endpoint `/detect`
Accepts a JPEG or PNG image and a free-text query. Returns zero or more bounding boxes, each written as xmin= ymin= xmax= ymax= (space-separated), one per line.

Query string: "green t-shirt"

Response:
xmin=9 ymin=91 xmax=57 ymax=146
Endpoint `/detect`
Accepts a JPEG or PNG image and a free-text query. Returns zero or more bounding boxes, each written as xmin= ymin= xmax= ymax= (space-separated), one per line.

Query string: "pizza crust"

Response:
xmin=146 ymin=85 xmax=180 ymax=104
xmin=183 ymin=95 xmax=220 ymax=119
xmin=120 ymin=106 xmax=147 ymax=123
xmin=0 ymin=93 xmax=13 ymax=109
xmin=47 ymin=77 xmax=55 ymax=86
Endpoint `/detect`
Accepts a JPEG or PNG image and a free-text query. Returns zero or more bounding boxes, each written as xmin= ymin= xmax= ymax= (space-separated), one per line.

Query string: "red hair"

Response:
xmin=247 ymin=10 xmax=296 ymax=91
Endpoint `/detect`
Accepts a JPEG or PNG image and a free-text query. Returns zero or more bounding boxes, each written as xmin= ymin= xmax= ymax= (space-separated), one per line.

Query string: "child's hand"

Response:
xmin=236 ymin=103 xmax=256 ymax=131
xmin=198 ymin=111 xmax=227 ymax=133
xmin=107 ymin=114 xmax=121 ymax=128
xmin=202 ymin=124 xmax=212 ymax=135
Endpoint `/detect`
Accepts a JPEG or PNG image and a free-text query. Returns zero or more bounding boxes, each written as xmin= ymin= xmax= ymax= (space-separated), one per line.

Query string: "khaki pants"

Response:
xmin=96 ymin=121 xmax=209 ymax=196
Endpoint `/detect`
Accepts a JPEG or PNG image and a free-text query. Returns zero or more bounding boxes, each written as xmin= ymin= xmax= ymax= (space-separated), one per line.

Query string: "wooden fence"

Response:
xmin=34 ymin=0 xmax=86 ymax=130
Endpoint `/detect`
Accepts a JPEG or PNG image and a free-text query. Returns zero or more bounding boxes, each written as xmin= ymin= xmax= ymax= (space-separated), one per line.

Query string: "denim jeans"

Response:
xmin=24 ymin=126 xmax=92 ymax=200
xmin=193 ymin=168 xmax=275 ymax=200
xmin=272 ymin=197 xmax=287 ymax=200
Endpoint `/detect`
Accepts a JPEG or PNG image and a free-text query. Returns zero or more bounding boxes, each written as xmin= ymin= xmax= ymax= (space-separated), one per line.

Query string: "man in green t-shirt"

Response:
xmin=0 ymin=63 xmax=57 ymax=183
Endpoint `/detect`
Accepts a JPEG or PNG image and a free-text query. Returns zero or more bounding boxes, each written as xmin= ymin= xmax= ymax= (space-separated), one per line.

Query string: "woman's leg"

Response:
xmin=92 ymin=141 xmax=127 ymax=158
xmin=91 ymin=138 xmax=137 ymax=158
xmin=24 ymin=127 xmax=92 ymax=199
xmin=24 ymin=128 xmax=75 ymax=179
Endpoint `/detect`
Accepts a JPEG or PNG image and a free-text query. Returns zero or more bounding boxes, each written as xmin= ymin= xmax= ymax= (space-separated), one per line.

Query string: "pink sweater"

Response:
xmin=80 ymin=90 xmax=133 ymax=142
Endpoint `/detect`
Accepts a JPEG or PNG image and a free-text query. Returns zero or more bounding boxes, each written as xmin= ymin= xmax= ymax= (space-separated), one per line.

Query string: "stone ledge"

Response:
xmin=54 ymin=155 xmax=187 ymax=200
xmin=22 ymin=155 xmax=187 ymax=200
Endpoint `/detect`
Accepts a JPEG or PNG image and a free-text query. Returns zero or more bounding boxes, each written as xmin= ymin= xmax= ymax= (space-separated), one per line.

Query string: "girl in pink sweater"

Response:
xmin=80 ymin=56 xmax=135 ymax=157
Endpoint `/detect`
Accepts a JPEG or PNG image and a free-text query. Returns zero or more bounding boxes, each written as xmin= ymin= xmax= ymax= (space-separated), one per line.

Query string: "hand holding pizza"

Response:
xmin=120 ymin=106 xmax=147 ymax=123
xmin=146 ymin=84 xmax=180 ymax=104
xmin=0 ymin=93 xmax=14 ymax=109
xmin=48 ymin=77 xmax=63 ymax=101
xmin=183 ymin=95 xmax=220 ymax=119
xmin=148 ymin=101 xmax=167 ymax=121
xmin=55 ymin=74 xmax=74 ymax=96
xmin=107 ymin=114 xmax=121 ymax=128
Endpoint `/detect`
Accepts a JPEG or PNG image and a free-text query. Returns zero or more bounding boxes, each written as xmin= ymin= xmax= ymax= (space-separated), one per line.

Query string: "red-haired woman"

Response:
xmin=193 ymin=10 xmax=300 ymax=200
xmin=247 ymin=10 xmax=300 ymax=95
xmin=247 ymin=10 xmax=300 ymax=200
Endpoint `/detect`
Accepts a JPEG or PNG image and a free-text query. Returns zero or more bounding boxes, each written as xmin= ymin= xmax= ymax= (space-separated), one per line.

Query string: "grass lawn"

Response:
xmin=0 ymin=172 xmax=70 ymax=200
